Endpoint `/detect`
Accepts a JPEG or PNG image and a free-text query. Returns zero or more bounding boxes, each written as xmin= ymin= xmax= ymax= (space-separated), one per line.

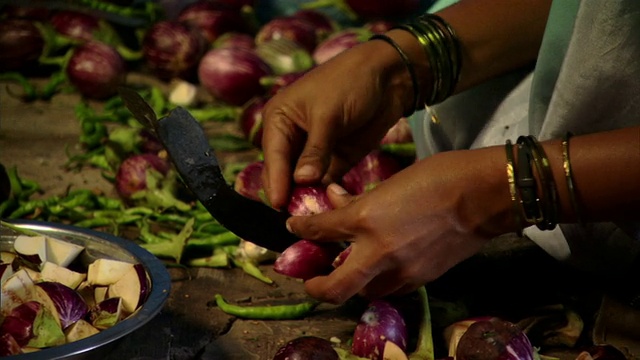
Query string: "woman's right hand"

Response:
xmin=261 ymin=30 xmax=424 ymax=209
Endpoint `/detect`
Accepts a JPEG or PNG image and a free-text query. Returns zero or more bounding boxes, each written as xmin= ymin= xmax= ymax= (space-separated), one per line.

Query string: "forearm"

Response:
xmin=544 ymin=126 xmax=640 ymax=223
xmin=383 ymin=0 xmax=552 ymax=110
xmin=486 ymin=126 xmax=640 ymax=234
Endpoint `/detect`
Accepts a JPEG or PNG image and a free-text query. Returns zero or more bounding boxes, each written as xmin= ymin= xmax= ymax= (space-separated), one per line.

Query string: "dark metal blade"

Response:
xmin=156 ymin=107 xmax=299 ymax=253
xmin=118 ymin=87 xmax=158 ymax=132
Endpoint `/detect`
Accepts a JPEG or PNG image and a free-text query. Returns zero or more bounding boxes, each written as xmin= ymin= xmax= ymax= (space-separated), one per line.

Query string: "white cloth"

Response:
xmin=411 ymin=0 xmax=640 ymax=273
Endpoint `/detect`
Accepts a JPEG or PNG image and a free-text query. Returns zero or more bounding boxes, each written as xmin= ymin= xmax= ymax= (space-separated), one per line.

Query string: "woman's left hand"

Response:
xmin=285 ymin=145 xmax=517 ymax=304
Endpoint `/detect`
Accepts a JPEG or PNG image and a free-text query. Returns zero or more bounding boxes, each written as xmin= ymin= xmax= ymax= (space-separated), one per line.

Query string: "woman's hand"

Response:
xmin=261 ymin=32 xmax=422 ymax=210
xmin=285 ymin=146 xmax=517 ymax=304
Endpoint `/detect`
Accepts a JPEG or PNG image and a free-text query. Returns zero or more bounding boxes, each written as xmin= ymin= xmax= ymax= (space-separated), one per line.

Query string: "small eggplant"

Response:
xmin=352 ymin=299 xmax=409 ymax=360
xmin=273 ymin=336 xmax=339 ymax=360
xmin=456 ymin=317 xmax=535 ymax=360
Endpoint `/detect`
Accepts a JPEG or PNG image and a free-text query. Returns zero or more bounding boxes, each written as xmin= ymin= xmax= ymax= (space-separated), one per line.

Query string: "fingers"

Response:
xmin=326 ymin=183 xmax=354 ymax=208
xmin=292 ymin=120 xmax=336 ymax=184
xmin=261 ymin=110 xmax=304 ymax=209
xmin=304 ymin=245 xmax=378 ymax=304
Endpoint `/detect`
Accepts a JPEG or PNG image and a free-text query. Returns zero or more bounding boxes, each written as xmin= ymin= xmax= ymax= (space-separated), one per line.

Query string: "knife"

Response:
xmin=118 ymin=87 xmax=300 ymax=253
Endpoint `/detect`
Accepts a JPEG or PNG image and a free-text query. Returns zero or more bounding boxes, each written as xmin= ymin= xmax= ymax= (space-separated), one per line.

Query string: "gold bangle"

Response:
xmin=505 ymin=140 xmax=524 ymax=237
xmin=562 ymin=132 xmax=583 ymax=225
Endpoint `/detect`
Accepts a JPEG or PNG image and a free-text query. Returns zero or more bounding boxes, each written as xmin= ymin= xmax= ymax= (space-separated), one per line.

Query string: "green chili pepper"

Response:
xmin=0 ymin=199 xmax=18 ymax=218
xmin=213 ymin=294 xmax=320 ymax=320
xmin=39 ymin=71 xmax=67 ymax=100
xmin=74 ymin=217 xmax=116 ymax=229
xmin=0 ymin=72 xmax=38 ymax=101
xmin=148 ymin=86 xmax=166 ymax=117
xmin=231 ymin=256 xmax=274 ymax=284
xmin=79 ymin=119 xmax=108 ymax=149
xmin=187 ymin=249 xmax=229 ymax=268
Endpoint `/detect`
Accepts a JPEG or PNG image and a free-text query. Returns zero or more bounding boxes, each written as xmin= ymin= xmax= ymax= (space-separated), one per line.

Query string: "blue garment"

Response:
xmin=412 ymin=0 xmax=640 ymax=274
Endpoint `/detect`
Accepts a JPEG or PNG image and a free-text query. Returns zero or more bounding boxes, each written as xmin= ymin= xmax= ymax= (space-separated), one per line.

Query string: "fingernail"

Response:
xmin=285 ymin=220 xmax=293 ymax=233
xmin=295 ymin=164 xmax=316 ymax=179
xmin=328 ymin=183 xmax=347 ymax=195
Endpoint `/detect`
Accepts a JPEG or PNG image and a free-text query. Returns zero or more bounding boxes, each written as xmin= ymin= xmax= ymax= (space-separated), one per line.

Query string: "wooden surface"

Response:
xmin=1 ymin=79 xmax=637 ymax=359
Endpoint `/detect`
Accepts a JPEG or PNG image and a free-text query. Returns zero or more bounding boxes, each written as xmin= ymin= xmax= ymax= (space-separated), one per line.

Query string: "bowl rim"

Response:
xmin=1 ymin=219 xmax=171 ymax=360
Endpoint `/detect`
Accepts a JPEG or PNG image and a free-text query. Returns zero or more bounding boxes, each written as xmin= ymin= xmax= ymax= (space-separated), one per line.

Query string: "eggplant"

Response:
xmin=273 ymin=336 xmax=339 ymax=360
xmin=455 ymin=317 xmax=535 ymax=360
xmin=352 ymin=299 xmax=409 ymax=360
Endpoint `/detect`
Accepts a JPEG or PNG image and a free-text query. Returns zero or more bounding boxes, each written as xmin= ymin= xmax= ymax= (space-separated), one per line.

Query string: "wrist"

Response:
xmin=363 ymin=30 xmax=431 ymax=118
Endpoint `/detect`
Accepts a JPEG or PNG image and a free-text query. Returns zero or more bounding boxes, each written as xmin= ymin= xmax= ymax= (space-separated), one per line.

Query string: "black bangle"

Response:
xmin=516 ymin=136 xmax=543 ymax=225
xmin=369 ymin=34 xmax=420 ymax=117
xmin=517 ymin=135 xmax=559 ymax=230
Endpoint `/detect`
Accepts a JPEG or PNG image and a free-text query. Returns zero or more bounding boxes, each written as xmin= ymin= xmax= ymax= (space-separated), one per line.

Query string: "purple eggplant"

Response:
xmin=273 ymin=336 xmax=339 ymax=360
xmin=239 ymin=96 xmax=267 ymax=148
xmin=115 ymin=153 xmax=170 ymax=199
xmin=142 ymin=20 xmax=206 ymax=81
xmin=456 ymin=317 xmax=536 ymax=360
xmin=198 ymin=47 xmax=272 ymax=106
xmin=341 ymin=150 xmax=403 ymax=195
xmin=177 ymin=1 xmax=249 ymax=43
xmin=256 ymin=16 xmax=318 ymax=53
xmin=0 ymin=18 xmax=45 ymax=72
xmin=66 ymin=41 xmax=126 ymax=99
xmin=273 ymin=239 xmax=344 ymax=280
xmin=352 ymin=299 xmax=409 ymax=360
xmin=312 ymin=27 xmax=371 ymax=65
xmin=287 ymin=185 xmax=333 ymax=216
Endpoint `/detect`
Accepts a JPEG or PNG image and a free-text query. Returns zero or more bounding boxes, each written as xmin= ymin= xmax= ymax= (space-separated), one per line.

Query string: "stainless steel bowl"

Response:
xmin=0 ymin=219 xmax=171 ymax=360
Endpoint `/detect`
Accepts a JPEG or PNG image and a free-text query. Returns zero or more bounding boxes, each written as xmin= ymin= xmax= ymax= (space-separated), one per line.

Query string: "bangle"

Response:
xmin=369 ymin=34 xmax=420 ymax=117
xmin=515 ymin=137 xmax=543 ymax=225
xmin=505 ymin=140 xmax=524 ymax=237
xmin=393 ymin=14 xmax=462 ymax=107
xmin=562 ymin=132 xmax=583 ymax=225
xmin=517 ymin=135 xmax=559 ymax=230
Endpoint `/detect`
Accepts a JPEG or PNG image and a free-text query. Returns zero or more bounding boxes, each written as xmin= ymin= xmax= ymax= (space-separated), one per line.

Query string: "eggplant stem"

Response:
xmin=300 ymin=0 xmax=359 ymax=20
xmin=408 ymin=286 xmax=434 ymax=360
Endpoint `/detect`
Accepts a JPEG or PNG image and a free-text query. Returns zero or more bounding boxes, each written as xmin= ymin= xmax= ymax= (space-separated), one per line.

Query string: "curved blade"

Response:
xmin=118 ymin=87 xmax=158 ymax=132
xmin=155 ymin=107 xmax=299 ymax=253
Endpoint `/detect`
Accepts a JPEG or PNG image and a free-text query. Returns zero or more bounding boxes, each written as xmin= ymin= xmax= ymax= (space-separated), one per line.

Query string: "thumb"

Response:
xmin=326 ymin=183 xmax=354 ymax=209
xmin=286 ymin=207 xmax=353 ymax=243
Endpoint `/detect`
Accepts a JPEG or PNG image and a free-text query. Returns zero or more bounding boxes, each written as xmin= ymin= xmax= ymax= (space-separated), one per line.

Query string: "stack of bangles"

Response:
xmin=369 ymin=14 xmax=462 ymax=116
xmin=505 ymin=133 xmax=583 ymax=237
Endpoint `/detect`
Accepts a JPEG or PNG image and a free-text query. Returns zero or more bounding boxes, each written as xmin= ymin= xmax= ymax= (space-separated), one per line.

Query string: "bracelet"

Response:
xmin=562 ymin=132 xmax=583 ymax=225
xmin=515 ymin=137 xmax=543 ymax=225
xmin=393 ymin=14 xmax=462 ymax=107
xmin=505 ymin=140 xmax=524 ymax=237
xmin=369 ymin=34 xmax=420 ymax=117
xmin=516 ymin=135 xmax=559 ymax=230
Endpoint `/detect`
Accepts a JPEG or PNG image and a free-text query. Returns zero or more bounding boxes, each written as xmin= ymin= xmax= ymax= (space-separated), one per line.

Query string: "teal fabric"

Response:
xmin=407 ymin=0 xmax=640 ymax=272
xmin=527 ymin=0 xmax=580 ymax=132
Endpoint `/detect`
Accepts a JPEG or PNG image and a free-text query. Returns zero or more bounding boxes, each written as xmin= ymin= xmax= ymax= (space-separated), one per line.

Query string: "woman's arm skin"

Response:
xmin=286 ymin=126 xmax=640 ymax=304
xmin=261 ymin=0 xmax=553 ymax=209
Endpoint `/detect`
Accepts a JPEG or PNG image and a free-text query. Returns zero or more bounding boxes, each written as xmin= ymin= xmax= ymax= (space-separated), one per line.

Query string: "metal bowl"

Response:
xmin=0 ymin=219 xmax=171 ymax=360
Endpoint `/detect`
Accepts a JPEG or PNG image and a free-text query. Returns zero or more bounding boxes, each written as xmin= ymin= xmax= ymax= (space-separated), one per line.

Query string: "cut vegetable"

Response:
xmin=13 ymin=235 xmax=47 ymax=268
xmin=34 ymin=281 xmax=89 ymax=329
xmin=40 ymin=262 xmax=86 ymax=290
xmin=87 ymin=258 xmax=134 ymax=286
xmin=89 ymin=297 xmax=123 ymax=330
xmin=0 ymin=263 xmax=15 ymax=288
xmin=45 ymin=237 xmax=84 ymax=268
xmin=107 ymin=263 xmax=149 ymax=313
xmin=1 ymin=269 xmax=36 ymax=315
xmin=64 ymin=319 xmax=100 ymax=343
